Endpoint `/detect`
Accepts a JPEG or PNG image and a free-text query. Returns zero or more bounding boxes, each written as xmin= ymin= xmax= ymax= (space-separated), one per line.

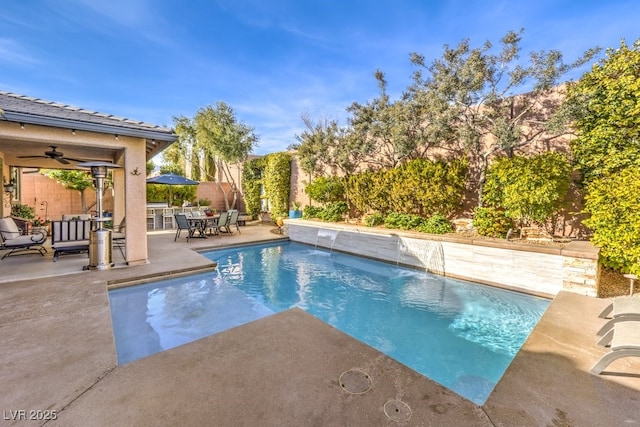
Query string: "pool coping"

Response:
xmin=1 ymin=226 xmax=639 ymax=425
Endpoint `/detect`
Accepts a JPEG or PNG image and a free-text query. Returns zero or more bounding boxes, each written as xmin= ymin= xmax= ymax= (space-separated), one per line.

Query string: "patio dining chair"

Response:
xmin=216 ymin=211 xmax=230 ymax=234
xmin=0 ymin=216 xmax=47 ymax=260
xmin=226 ymin=210 xmax=241 ymax=234
xmin=108 ymin=217 xmax=126 ymax=259
xmin=174 ymin=213 xmax=195 ymax=242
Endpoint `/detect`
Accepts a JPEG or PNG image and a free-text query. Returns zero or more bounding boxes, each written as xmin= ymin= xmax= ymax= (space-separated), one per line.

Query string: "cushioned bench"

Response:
xmin=51 ymin=220 xmax=92 ymax=262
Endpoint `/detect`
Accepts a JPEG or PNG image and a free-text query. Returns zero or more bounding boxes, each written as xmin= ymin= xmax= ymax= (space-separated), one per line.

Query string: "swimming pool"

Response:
xmin=109 ymin=241 xmax=549 ymax=405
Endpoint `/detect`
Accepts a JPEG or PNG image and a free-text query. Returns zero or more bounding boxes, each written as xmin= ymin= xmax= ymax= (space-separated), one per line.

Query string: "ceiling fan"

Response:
xmin=17 ymin=146 xmax=86 ymax=165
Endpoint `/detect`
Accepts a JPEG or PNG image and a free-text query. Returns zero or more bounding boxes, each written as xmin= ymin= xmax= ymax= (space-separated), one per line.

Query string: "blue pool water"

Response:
xmin=109 ymin=241 xmax=549 ymax=405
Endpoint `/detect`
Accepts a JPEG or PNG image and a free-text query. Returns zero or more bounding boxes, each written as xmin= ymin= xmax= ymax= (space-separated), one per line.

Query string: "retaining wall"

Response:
xmin=285 ymin=220 xmax=600 ymax=298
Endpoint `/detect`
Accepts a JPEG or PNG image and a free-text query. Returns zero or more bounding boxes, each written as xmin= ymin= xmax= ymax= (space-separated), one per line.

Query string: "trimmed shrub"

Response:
xmin=305 ymin=176 xmax=345 ymax=204
xmin=347 ymin=157 xmax=467 ymax=218
xmin=583 ymin=168 xmax=640 ymax=274
xmin=317 ymin=201 xmax=348 ymax=222
xmin=303 ymin=206 xmax=323 ymax=219
xmin=363 ymin=212 xmax=385 ymax=227
xmin=482 ymin=152 xmax=572 ymax=226
xmin=384 ymin=212 xmax=425 ymax=230
xmin=416 ymin=213 xmax=454 ymax=234
xmin=473 ymin=206 xmax=514 ymax=238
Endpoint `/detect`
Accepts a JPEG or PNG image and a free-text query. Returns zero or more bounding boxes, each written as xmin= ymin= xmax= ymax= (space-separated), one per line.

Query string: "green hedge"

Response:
xmin=305 ymin=176 xmax=345 ymax=204
xmin=263 ymin=152 xmax=291 ymax=218
xmin=482 ymin=152 xmax=572 ymax=227
xmin=242 ymin=157 xmax=265 ymax=218
xmin=473 ymin=206 xmax=514 ymax=238
xmin=347 ymin=157 xmax=467 ymax=217
xmin=584 ymin=168 xmax=640 ymax=274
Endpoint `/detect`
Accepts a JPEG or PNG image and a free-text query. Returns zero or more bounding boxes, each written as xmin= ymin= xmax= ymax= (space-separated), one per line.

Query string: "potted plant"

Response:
xmin=32 ymin=217 xmax=50 ymax=236
xmin=10 ymin=202 xmax=36 ymax=220
xmin=289 ymin=202 xmax=302 ymax=219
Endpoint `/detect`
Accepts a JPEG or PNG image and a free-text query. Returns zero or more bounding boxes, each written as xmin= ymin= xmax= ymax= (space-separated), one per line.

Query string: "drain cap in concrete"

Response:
xmin=339 ymin=369 xmax=372 ymax=394
xmin=383 ymin=399 xmax=411 ymax=422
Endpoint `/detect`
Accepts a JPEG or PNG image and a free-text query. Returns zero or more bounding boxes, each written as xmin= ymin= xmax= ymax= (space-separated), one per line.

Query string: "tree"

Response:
xmin=171 ymin=115 xmax=210 ymax=181
xmin=347 ymin=70 xmax=435 ymax=169
xmin=44 ymin=169 xmax=94 ymax=213
xmin=145 ymin=160 xmax=155 ymax=176
xmin=566 ymin=39 xmax=640 ymax=185
xmin=407 ymin=29 xmax=599 ymax=205
xmin=291 ymin=114 xmax=366 ymax=179
xmin=289 ymin=114 xmax=334 ymax=177
xmin=194 ymin=102 xmax=259 ymax=209
xmin=567 ymin=38 xmax=640 ymax=274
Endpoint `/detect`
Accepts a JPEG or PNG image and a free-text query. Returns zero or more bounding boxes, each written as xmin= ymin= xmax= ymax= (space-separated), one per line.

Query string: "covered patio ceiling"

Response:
xmin=0 ymin=91 xmax=177 ymax=169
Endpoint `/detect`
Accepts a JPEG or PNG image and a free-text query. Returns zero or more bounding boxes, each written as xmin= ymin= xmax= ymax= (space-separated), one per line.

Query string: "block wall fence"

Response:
xmin=285 ymin=220 xmax=600 ymax=298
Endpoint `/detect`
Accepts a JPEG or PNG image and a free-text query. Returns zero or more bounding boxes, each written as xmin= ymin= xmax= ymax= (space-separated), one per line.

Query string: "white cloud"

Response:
xmin=0 ymin=39 xmax=40 ymax=67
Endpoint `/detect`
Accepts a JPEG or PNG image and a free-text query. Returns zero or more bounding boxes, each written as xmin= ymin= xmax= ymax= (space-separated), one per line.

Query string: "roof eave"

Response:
xmin=1 ymin=111 xmax=177 ymax=142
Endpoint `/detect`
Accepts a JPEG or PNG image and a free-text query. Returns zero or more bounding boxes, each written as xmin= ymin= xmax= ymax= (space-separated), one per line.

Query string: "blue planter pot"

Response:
xmin=288 ymin=210 xmax=302 ymax=219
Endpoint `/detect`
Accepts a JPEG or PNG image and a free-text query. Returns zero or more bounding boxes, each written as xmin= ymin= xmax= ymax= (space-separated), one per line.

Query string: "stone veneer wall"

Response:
xmin=285 ymin=220 xmax=600 ymax=298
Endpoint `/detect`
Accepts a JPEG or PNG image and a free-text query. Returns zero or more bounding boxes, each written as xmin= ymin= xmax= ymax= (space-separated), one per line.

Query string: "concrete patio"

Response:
xmin=1 ymin=221 xmax=639 ymax=426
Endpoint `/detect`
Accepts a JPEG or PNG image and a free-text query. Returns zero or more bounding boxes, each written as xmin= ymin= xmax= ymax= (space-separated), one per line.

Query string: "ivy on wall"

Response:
xmin=241 ymin=152 xmax=291 ymax=219
xmin=242 ymin=157 xmax=266 ymax=218
xmin=263 ymin=152 xmax=291 ymax=218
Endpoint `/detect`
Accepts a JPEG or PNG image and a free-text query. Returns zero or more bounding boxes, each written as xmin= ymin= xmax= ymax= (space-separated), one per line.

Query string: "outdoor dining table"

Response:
xmin=186 ymin=214 xmax=219 ymax=238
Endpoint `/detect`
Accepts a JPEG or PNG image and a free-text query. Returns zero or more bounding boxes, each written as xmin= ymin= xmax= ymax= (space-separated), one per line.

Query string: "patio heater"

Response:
xmin=77 ymin=161 xmax=121 ymax=270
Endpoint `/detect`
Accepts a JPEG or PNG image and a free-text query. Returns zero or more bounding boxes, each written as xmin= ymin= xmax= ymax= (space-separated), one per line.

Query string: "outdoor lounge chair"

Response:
xmin=591 ymin=320 xmax=640 ymax=374
xmin=0 ymin=217 xmax=47 ymax=260
xmin=596 ymin=297 xmax=640 ymax=336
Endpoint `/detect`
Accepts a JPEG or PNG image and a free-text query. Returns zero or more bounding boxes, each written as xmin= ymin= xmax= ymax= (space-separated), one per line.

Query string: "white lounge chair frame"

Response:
xmin=596 ymin=297 xmax=640 ymax=336
xmin=591 ymin=320 xmax=640 ymax=374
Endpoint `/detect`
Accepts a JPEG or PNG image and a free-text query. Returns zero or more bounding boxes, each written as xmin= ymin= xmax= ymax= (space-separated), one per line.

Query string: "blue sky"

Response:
xmin=1 ymin=1 xmax=638 ymax=156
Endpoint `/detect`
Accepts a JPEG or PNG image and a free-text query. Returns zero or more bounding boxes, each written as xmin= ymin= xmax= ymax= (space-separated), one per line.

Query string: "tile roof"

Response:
xmin=0 ymin=91 xmax=176 ymax=140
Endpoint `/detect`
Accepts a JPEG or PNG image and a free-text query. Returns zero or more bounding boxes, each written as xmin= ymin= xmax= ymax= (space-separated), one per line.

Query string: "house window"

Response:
xmin=9 ymin=166 xmax=19 ymax=202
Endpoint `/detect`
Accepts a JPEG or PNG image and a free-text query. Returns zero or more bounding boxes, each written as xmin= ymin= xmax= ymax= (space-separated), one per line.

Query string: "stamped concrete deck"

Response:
xmin=1 ymin=222 xmax=639 ymax=426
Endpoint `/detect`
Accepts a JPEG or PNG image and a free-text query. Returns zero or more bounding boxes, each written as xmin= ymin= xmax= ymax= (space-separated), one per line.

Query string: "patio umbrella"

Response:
xmin=146 ymin=173 xmax=199 ymax=206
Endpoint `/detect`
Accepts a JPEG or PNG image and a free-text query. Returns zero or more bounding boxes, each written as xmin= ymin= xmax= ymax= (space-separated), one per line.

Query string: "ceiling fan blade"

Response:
xmin=63 ymin=157 xmax=90 ymax=163
xmin=56 ymin=157 xmax=70 ymax=165
xmin=17 ymin=155 xmax=47 ymax=159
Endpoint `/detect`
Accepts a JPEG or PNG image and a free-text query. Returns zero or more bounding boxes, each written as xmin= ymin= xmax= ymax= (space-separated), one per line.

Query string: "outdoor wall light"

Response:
xmin=4 ymin=181 xmax=15 ymax=194
xmin=3 ymin=181 xmax=14 ymax=208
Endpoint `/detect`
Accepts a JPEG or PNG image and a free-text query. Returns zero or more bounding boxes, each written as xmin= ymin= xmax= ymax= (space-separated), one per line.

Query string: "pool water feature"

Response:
xmin=109 ymin=241 xmax=549 ymax=405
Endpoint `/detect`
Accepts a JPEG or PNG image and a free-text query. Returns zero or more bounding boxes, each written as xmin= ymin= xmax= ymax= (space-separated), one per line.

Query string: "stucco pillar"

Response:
xmin=123 ymin=144 xmax=148 ymax=265
xmin=0 ymin=156 xmax=6 ymax=218
xmin=112 ymin=168 xmax=125 ymax=225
